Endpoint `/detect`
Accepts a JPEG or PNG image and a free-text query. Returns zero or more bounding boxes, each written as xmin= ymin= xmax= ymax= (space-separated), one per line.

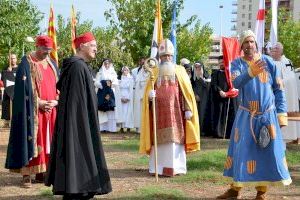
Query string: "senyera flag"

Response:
xmin=48 ymin=4 xmax=58 ymax=66
xmin=222 ymin=37 xmax=240 ymax=98
xmin=150 ymin=0 xmax=163 ymax=59
xmin=71 ymin=5 xmax=77 ymax=55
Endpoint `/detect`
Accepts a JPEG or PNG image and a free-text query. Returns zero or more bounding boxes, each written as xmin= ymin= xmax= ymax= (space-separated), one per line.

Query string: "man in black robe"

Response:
xmin=210 ymin=56 xmax=238 ymax=138
xmin=191 ymin=61 xmax=211 ymax=136
xmin=1 ymin=54 xmax=18 ymax=121
xmin=45 ymin=32 xmax=112 ymax=199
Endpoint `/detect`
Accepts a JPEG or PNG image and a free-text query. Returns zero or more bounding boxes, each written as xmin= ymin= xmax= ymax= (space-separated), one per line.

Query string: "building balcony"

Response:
xmin=231 ymin=25 xmax=237 ymax=31
xmin=232 ymin=10 xmax=237 ymax=14
xmin=232 ymin=1 xmax=238 ymax=6
xmin=231 ymin=18 xmax=237 ymax=22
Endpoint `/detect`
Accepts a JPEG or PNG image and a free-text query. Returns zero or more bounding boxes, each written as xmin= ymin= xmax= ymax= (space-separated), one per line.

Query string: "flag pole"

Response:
xmin=223 ymin=98 xmax=231 ymax=139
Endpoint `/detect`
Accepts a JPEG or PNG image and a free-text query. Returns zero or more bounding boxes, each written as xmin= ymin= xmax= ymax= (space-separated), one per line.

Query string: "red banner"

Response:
xmin=222 ymin=37 xmax=240 ymax=98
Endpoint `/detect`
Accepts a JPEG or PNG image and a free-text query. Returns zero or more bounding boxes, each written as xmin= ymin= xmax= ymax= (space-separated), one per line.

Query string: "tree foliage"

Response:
xmin=56 ymin=13 xmax=93 ymax=67
xmin=0 ymin=0 xmax=42 ymax=70
xmin=177 ymin=21 xmax=213 ymax=63
xmin=104 ymin=0 xmax=212 ymax=63
xmin=265 ymin=8 xmax=300 ymax=68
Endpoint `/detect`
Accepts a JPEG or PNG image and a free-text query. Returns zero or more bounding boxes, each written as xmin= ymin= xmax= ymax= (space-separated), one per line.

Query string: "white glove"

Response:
xmin=149 ymin=90 xmax=156 ymax=99
xmin=94 ymin=81 xmax=103 ymax=89
xmin=185 ymin=111 xmax=193 ymax=120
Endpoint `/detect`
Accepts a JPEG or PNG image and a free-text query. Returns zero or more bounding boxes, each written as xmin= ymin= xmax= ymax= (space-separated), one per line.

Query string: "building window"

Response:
xmin=249 ymin=0 xmax=252 ymax=2
xmin=242 ymin=14 xmax=245 ymax=18
xmin=249 ymin=13 xmax=252 ymax=20
xmin=242 ymin=5 xmax=246 ymax=9
xmin=248 ymin=22 xmax=251 ymax=28
xmin=242 ymin=22 xmax=245 ymax=26
xmin=249 ymin=4 xmax=252 ymax=11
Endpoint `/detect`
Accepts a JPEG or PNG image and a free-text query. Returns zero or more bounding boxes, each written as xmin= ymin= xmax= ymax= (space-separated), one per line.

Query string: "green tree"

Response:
xmin=266 ymin=8 xmax=300 ymax=68
xmin=0 ymin=0 xmax=42 ymax=70
xmin=56 ymin=13 xmax=93 ymax=67
xmin=177 ymin=21 xmax=213 ymax=63
xmin=105 ymin=0 xmax=213 ymax=64
xmin=56 ymin=14 xmax=133 ymax=71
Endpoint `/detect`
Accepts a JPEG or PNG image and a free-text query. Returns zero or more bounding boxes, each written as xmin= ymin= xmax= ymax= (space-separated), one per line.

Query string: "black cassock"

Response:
xmin=210 ymin=69 xmax=238 ymax=139
xmin=45 ymin=56 xmax=112 ymax=199
xmin=1 ymin=67 xmax=17 ymax=120
xmin=192 ymin=77 xmax=211 ymax=136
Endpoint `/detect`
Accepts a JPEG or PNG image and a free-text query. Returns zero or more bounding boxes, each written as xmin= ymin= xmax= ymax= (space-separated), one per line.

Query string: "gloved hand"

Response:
xmin=185 ymin=111 xmax=193 ymax=120
xmin=249 ymin=59 xmax=266 ymax=76
xmin=98 ymin=82 xmax=103 ymax=89
xmin=149 ymin=90 xmax=156 ymax=99
xmin=95 ymin=81 xmax=103 ymax=89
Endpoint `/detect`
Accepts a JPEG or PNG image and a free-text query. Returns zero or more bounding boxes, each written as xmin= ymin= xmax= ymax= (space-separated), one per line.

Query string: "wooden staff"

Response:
xmin=144 ymin=58 xmax=159 ymax=182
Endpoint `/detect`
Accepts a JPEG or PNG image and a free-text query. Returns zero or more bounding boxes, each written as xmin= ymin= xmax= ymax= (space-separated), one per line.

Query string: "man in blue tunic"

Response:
xmin=217 ymin=30 xmax=292 ymax=200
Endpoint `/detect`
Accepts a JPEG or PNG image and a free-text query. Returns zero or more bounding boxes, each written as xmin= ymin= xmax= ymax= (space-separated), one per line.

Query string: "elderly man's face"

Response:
xmin=270 ymin=46 xmax=283 ymax=60
xmin=242 ymin=36 xmax=256 ymax=57
xmin=82 ymin=40 xmax=97 ymax=61
xmin=36 ymin=46 xmax=53 ymax=60
xmin=160 ymin=54 xmax=173 ymax=63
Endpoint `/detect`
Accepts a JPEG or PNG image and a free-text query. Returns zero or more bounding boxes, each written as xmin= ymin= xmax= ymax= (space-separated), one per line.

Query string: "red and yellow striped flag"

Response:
xmin=150 ymin=0 xmax=163 ymax=58
xmin=48 ymin=4 xmax=58 ymax=66
xmin=71 ymin=5 xmax=77 ymax=55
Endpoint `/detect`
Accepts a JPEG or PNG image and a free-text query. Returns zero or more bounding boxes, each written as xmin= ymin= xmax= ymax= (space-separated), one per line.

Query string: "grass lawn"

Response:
xmin=0 ymin=132 xmax=299 ymax=199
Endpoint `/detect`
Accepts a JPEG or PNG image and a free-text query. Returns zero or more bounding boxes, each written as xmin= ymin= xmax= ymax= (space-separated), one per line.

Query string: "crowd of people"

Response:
xmin=0 ymin=29 xmax=299 ymax=199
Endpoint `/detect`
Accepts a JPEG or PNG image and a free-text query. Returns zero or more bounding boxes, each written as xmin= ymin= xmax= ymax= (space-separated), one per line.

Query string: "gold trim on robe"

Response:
xmin=139 ymin=65 xmax=200 ymax=154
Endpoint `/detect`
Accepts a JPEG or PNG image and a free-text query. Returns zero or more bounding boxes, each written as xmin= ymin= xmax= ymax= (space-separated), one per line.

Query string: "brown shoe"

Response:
xmin=216 ymin=188 xmax=242 ymax=199
xmin=21 ymin=175 xmax=32 ymax=188
xmin=255 ymin=191 xmax=267 ymax=200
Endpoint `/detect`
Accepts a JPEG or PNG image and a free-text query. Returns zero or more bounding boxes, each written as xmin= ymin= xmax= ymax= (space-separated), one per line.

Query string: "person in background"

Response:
xmin=119 ymin=66 xmax=134 ymax=132
xmin=132 ymin=57 xmax=146 ymax=83
xmin=183 ymin=63 xmax=193 ymax=80
xmin=1 ymin=54 xmax=18 ymax=124
xmin=192 ymin=61 xmax=211 ymax=136
xmin=5 ymin=36 xmax=58 ymax=188
xmin=211 ymin=55 xmax=238 ymax=139
xmin=95 ymin=58 xmax=122 ymax=133
xmin=133 ymin=60 xmax=150 ymax=133
xmin=271 ymin=42 xmax=300 ymax=145
xmin=180 ymin=57 xmax=190 ymax=66
xmin=45 ymin=32 xmax=112 ymax=200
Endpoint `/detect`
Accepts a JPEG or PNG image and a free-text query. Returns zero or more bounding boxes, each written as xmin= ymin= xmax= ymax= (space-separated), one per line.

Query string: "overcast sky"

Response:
xmin=31 ymin=0 xmax=233 ymax=36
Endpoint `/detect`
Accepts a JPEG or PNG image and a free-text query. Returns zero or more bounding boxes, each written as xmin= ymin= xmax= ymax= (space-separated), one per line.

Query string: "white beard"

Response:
xmin=157 ymin=61 xmax=176 ymax=87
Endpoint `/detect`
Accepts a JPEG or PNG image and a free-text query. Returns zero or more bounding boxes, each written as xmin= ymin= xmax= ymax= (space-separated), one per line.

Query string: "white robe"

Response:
xmin=131 ymin=66 xmax=141 ymax=83
xmin=133 ymin=68 xmax=149 ymax=131
xmin=94 ymin=65 xmax=122 ymax=132
xmin=149 ymin=143 xmax=186 ymax=176
xmin=119 ymin=75 xmax=134 ymax=128
xmin=274 ymin=55 xmax=300 ymax=141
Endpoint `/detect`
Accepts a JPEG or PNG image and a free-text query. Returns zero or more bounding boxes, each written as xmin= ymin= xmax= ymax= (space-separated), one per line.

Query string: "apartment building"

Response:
xmin=232 ymin=0 xmax=300 ymax=36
